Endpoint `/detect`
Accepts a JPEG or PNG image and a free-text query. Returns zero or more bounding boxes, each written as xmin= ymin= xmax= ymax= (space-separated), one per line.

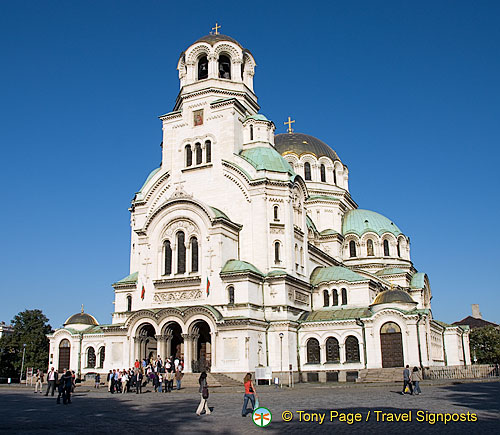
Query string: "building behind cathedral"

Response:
xmin=48 ymin=32 xmax=470 ymax=382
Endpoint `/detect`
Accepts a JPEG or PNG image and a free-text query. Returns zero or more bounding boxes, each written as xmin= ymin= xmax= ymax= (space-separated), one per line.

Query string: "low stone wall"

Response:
xmin=423 ymin=364 xmax=499 ymax=380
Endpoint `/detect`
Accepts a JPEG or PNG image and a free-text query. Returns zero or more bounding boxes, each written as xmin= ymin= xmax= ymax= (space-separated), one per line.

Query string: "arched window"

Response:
xmin=320 ymin=164 xmax=326 ymax=182
xmin=295 ymin=244 xmax=299 ymax=267
xmin=127 ymin=295 xmax=132 ymax=312
xmin=185 ymin=145 xmax=192 ymax=167
xmin=397 ymin=241 xmax=401 ymax=257
xmin=383 ymin=239 xmax=390 ymax=256
xmin=218 ymin=55 xmax=231 ymax=79
xmin=176 ymin=232 xmax=186 ymax=274
xmin=274 ymin=241 xmax=281 ymax=263
xmin=306 ymin=338 xmax=320 ymax=364
xmin=333 ymin=168 xmax=337 ymax=185
xmin=273 ymin=205 xmax=279 ymax=220
xmin=164 ymin=240 xmax=172 ymax=275
xmin=87 ymin=347 xmax=96 ymax=368
xmin=228 ymin=286 xmax=235 ymax=305
xmin=250 ymin=124 xmax=254 ymax=141
xmin=349 ymin=240 xmax=357 ymax=258
xmin=326 ymin=337 xmax=340 ymax=362
xmin=198 ymin=55 xmax=208 ymax=80
xmin=304 ymin=162 xmax=311 ymax=180
xmin=323 ymin=290 xmax=329 ymax=307
xmin=190 ymin=237 xmax=199 ymax=273
xmin=98 ymin=346 xmax=105 ymax=368
xmin=341 ymin=288 xmax=347 ymax=305
xmin=195 ymin=142 xmax=202 ymax=165
xmin=58 ymin=339 xmax=70 ymax=372
xmin=332 ymin=289 xmax=338 ymax=306
xmin=367 ymin=239 xmax=374 ymax=256
xmin=345 ymin=336 xmax=360 ymax=362
xmin=205 ymin=140 xmax=211 ymax=163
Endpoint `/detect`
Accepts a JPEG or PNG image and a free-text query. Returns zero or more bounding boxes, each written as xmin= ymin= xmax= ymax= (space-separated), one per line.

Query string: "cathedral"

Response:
xmin=48 ymin=30 xmax=470 ymax=382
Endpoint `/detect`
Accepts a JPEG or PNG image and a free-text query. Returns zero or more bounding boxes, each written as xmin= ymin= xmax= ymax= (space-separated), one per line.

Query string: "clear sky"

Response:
xmin=1 ymin=0 xmax=499 ymax=328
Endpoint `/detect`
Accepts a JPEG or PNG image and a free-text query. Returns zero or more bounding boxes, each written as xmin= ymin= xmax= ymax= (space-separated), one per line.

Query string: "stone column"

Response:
xmin=181 ymin=334 xmax=193 ymax=373
xmin=339 ymin=343 xmax=346 ymax=364
xmin=155 ymin=335 xmax=166 ymax=359
xmin=133 ymin=337 xmax=141 ymax=362
xmin=165 ymin=333 xmax=173 ymax=359
xmin=210 ymin=332 xmax=217 ymax=372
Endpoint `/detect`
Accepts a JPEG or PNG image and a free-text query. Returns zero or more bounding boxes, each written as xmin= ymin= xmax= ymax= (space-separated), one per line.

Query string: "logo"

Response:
xmin=252 ymin=407 xmax=272 ymax=427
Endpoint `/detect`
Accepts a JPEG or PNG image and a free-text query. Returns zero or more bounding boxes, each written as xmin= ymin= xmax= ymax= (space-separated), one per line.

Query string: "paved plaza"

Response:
xmin=1 ymin=380 xmax=499 ymax=434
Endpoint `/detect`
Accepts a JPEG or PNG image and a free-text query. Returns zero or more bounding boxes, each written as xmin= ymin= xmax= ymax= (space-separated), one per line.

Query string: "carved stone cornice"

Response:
xmin=153 ymin=276 xmax=202 ymax=289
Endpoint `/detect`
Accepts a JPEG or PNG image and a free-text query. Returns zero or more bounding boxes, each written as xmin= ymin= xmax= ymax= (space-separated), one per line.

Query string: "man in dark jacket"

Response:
xmin=62 ymin=370 xmax=73 ymax=404
xmin=135 ymin=371 xmax=143 ymax=394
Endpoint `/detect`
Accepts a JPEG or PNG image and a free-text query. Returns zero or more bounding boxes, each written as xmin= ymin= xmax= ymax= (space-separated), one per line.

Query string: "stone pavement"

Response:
xmin=1 ymin=380 xmax=498 ymax=434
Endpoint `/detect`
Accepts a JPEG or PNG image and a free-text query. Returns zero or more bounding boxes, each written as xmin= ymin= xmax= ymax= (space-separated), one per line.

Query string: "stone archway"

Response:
xmin=380 ymin=322 xmax=404 ymax=368
xmin=161 ymin=321 xmax=184 ymax=361
xmin=135 ymin=323 xmax=157 ymax=363
xmin=190 ymin=320 xmax=211 ymax=372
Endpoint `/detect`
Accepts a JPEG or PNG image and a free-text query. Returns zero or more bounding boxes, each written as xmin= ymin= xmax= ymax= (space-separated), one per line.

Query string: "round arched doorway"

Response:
xmin=191 ymin=320 xmax=211 ymax=372
xmin=163 ymin=321 xmax=184 ymax=361
xmin=136 ymin=323 xmax=157 ymax=362
xmin=58 ymin=339 xmax=71 ymax=371
xmin=380 ymin=322 xmax=404 ymax=368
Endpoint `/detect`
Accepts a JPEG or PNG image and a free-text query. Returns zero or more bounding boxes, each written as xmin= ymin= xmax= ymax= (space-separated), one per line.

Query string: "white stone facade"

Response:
xmin=48 ymin=33 xmax=470 ymax=380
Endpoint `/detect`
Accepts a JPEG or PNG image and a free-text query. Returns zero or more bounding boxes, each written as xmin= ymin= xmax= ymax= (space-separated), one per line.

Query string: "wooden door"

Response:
xmin=380 ymin=332 xmax=404 ymax=368
xmin=58 ymin=348 xmax=70 ymax=371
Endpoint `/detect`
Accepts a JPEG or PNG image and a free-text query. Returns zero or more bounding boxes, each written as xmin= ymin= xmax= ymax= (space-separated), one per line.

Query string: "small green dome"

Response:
xmin=342 ymin=209 xmax=402 ymax=237
xmin=240 ymin=147 xmax=295 ymax=175
xmin=245 ymin=114 xmax=268 ymax=121
xmin=64 ymin=312 xmax=99 ymax=327
xmin=372 ymin=289 xmax=415 ymax=306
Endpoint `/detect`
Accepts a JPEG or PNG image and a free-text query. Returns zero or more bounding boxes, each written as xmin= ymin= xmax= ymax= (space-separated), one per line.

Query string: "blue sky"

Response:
xmin=1 ymin=0 xmax=499 ymax=328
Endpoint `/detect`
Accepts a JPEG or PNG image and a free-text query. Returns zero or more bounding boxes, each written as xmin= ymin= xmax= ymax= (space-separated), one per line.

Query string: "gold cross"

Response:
xmin=81 ymin=304 xmax=84 ymax=313
xmin=284 ymin=116 xmax=295 ymax=133
xmin=212 ymin=22 xmax=221 ymax=35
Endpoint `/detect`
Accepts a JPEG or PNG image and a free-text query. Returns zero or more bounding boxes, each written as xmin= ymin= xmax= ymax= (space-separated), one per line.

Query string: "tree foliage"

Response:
xmin=469 ymin=326 xmax=500 ymax=364
xmin=0 ymin=309 xmax=52 ymax=378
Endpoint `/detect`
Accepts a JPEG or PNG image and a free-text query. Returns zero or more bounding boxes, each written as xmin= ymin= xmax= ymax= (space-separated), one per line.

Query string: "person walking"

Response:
xmin=401 ymin=365 xmax=413 ymax=395
xmin=175 ymin=368 xmax=183 ymax=390
xmin=34 ymin=369 xmax=44 ymax=393
xmin=241 ymin=373 xmax=257 ymax=417
xmin=196 ymin=372 xmax=211 ymax=415
xmin=412 ymin=366 xmax=422 ymax=395
xmin=95 ymin=373 xmax=100 ymax=389
xmin=45 ymin=367 xmax=58 ymax=396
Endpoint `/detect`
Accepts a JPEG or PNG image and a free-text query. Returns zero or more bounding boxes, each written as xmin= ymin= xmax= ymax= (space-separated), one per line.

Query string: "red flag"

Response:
xmin=206 ymin=278 xmax=210 ymax=296
xmin=141 ymin=285 xmax=145 ymax=300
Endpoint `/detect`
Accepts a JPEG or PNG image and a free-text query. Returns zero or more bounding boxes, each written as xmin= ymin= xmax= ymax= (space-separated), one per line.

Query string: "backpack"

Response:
xmin=202 ymin=385 xmax=209 ymax=399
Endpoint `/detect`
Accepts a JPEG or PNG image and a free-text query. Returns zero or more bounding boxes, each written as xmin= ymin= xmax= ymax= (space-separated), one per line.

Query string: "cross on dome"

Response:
xmin=212 ymin=22 xmax=221 ymax=35
xmin=284 ymin=116 xmax=295 ymax=133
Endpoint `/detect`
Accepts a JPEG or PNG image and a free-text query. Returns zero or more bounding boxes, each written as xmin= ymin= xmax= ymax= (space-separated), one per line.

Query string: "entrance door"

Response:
xmin=58 ymin=339 xmax=71 ymax=371
xmin=380 ymin=322 xmax=404 ymax=368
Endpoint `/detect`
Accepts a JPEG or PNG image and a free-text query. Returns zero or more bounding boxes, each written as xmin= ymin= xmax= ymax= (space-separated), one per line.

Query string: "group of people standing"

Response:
xmin=106 ymin=355 xmax=184 ymax=394
xmin=34 ymin=367 xmax=75 ymax=405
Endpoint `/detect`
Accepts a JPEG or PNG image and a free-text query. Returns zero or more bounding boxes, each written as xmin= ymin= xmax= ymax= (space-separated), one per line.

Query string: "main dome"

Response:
xmin=274 ymin=133 xmax=340 ymax=162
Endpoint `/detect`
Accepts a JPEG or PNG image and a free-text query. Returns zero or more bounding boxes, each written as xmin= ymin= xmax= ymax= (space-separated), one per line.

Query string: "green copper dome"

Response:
xmin=342 ymin=209 xmax=402 ymax=237
xmin=240 ymin=147 xmax=295 ymax=175
xmin=372 ymin=289 xmax=415 ymax=306
xmin=274 ymin=133 xmax=340 ymax=162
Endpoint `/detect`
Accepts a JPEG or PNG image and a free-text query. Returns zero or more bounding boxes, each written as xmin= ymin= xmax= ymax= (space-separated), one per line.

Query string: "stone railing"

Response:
xmin=423 ymin=364 xmax=499 ymax=380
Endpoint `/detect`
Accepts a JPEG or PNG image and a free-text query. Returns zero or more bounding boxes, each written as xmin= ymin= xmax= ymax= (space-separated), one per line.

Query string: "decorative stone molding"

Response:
xmin=153 ymin=289 xmax=203 ymax=303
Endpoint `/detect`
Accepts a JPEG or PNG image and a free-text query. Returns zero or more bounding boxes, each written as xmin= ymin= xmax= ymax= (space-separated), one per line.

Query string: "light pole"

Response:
xmin=20 ymin=343 xmax=26 ymax=384
xmin=279 ymin=333 xmax=284 ymax=388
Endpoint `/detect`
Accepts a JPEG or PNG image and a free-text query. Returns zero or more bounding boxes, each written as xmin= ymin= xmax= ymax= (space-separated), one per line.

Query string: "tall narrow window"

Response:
xmin=273 ymin=205 xmax=279 ymax=220
xmin=98 ymin=346 xmax=105 ymax=368
xmin=198 ymin=55 xmax=208 ymax=80
xmin=320 ymin=164 xmax=326 ymax=182
xmin=345 ymin=336 xmax=360 ymax=362
xmin=250 ymin=124 xmax=254 ymax=141
xmin=307 ymin=338 xmax=320 ymax=363
xmin=177 ymin=232 xmax=186 ymax=274
xmin=383 ymin=239 xmax=390 ymax=256
xmin=205 ymin=140 xmax=211 ymax=163
xmin=333 ymin=168 xmax=337 ymax=185
xmin=274 ymin=242 xmax=280 ymax=263
xmin=185 ymin=145 xmax=192 ymax=167
xmin=349 ymin=240 xmax=357 ymax=258
xmin=397 ymin=241 xmax=401 ymax=257
xmin=127 ymin=295 xmax=132 ymax=312
xmin=304 ymin=162 xmax=311 ymax=180
xmin=218 ymin=55 xmax=231 ymax=79
xmin=341 ymin=288 xmax=347 ymax=305
xmin=332 ymin=289 xmax=339 ymax=306
xmin=195 ymin=142 xmax=202 ymax=165
xmin=164 ymin=240 xmax=172 ymax=275
xmin=191 ymin=237 xmax=199 ymax=273
xmin=367 ymin=239 xmax=374 ymax=256
xmin=87 ymin=347 xmax=96 ymax=368
xmin=326 ymin=337 xmax=340 ymax=362
xmin=323 ymin=290 xmax=329 ymax=307
xmin=228 ymin=286 xmax=235 ymax=305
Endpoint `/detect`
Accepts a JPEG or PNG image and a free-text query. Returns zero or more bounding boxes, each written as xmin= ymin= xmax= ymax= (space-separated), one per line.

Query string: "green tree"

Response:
xmin=469 ymin=326 xmax=500 ymax=364
xmin=0 ymin=309 xmax=52 ymax=378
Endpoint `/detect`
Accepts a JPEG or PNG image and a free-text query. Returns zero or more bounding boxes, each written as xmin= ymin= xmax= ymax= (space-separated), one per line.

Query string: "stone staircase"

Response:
xmin=358 ymin=367 xmax=404 ymax=383
xmin=177 ymin=372 xmax=242 ymax=388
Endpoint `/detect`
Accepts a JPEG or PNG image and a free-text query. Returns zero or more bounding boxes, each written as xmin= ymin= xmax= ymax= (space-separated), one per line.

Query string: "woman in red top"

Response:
xmin=242 ymin=373 xmax=257 ymax=417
